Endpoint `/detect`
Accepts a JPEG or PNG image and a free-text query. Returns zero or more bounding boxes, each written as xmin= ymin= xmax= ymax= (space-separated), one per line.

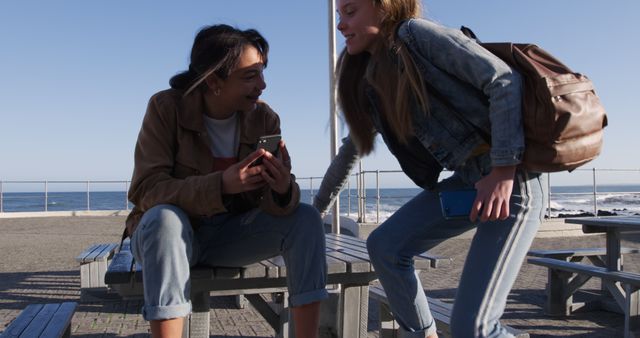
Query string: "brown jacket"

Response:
xmin=125 ymin=88 xmax=300 ymax=236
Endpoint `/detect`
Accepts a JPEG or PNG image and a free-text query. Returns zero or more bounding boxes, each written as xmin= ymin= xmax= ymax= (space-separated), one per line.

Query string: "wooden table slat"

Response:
xmin=266 ymin=256 xmax=287 ymax=277
xmin=326 ymin=255 xmax=348 ymax=274
xmin=2 ymin=303 xmax=44 ymax=337
xmin=19 ymin=303 xmax=60 ymax=338
xmin=327 ymin=234 xmax=450 ymax=268
xmin=40 ymin=302 xmax=77 ymax=338
xmin=213 ymin=267 xmax=243 ymax=279
xmin=326 ymin=241 xmax=380 ymax=263
xmin=241 ymin=263 xmax=268 ymax=279
xmin=76 ymin=244 xmax=101 ymax=263
xmin=325 ymin=251 xmax=371 ymax=273
xmin=89 ymin=243 xmax=115 ymax=262
xmin=190 ymin=267 xmax=214 ymax=280
xmin=258 ymin=259 xmax=280 ymax=278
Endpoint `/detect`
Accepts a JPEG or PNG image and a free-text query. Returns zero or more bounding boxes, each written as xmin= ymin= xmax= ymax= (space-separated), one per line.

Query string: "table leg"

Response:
xmin=626 ymin=284 xmax=640 ymax=338
xmin=378 ymin=301 xmax=399 ymax=338
xmin=603 ymin=230 xmax=624 ymax=305
xmin=547 ymin=269 xmax=574 ymax=316
xmin=187 ymin=290 xmax=210 ymax=338
xmin=606 ymin=230 xmax=623 ymax=271
xmin=338 ymin=284 xmax=369 ymax=338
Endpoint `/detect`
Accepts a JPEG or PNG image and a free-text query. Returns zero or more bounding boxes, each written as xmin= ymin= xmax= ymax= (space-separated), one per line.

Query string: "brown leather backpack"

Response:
xmin=462 ymin=26 xmax=608 ymax=172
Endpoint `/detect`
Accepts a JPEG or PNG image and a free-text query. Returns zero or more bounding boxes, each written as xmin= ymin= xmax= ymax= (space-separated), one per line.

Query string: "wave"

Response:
xmin=328 ymin=190 xmax=640 ymax=222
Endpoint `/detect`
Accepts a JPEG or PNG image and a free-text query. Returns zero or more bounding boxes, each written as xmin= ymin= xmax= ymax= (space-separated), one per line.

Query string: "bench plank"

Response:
xmin=528 ymin=247 xmax=639 ymax=260
xmin=326 ymin=255 xmax=348 ymax=274
xmin=240 ymin=263 xmax=268 ymax=279
xmin=326 ymin=242 xmax=374 ymax=262
xmin=20 ymin=303 xmax=60 ymax=338
xmin=259 ymin=260 xmax=280 ymax=278
xmin=77 ymin=243 xmax=120 ymax=301
xmin=2 ymin=302 xmax=77 ymax=338
xmin=327 ymin=237 xmax=440 ymax=271
xmin=327 ymin=233 xmax=451 ymax=268
xmin=76 ymin=244 xmax=99 ymax=261
xmin=1 ymin=303 xmax=43 ymax=337
xmin=267 ymin=256 xmax=287 ymax=277
xmin=104 ymin=250 xmax=136 ymax=284
xmin=528 ymin=257 xmax=640 ymax=287
xmin=85 ymin=243 xmax=118 ymax=263
xmin=324 ymin=251 xmax=371 ymax=273
xmin=40 ymin=302 xmax=78 ymax=338
xmin=370 ymin=285 xmax=529 ymax=338
xmin=212 ymin=266 xmax=243 ymax=279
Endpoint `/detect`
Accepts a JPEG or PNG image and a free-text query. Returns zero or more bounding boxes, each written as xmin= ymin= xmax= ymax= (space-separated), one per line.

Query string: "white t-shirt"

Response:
xmin=204 ymin=113 xmax=239 ymax=171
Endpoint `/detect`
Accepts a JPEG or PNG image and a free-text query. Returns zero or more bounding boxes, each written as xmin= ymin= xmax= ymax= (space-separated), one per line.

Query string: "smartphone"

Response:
xmin=253 ymin=134 xmax=281 ymax=166
xmin=439 ymin=189 xmax=477 ymax=219
xmin=257 ymin=134 xmax=281 ymax=155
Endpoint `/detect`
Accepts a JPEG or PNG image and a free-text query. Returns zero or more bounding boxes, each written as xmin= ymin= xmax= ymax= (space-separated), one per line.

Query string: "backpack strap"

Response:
xmin=460 ymin=26 xmax=480 ymax=42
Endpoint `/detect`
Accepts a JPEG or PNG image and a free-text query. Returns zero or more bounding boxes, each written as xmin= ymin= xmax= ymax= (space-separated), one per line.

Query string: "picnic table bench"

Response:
xmin=75 ymin=243 xmax=119 ymax=301
xmin=0 ymin=302 xmax=77 ymax=338
xmin=105 ymin=232 xmax=450 ymax=338
xmin=527 ymin=216 xmax=640 ymax=338
xmin=528 ymin=257 xmax=640 ymax=337
xmin=528 ymin=247 xmax=639 ymax=264
xmin=369 ymin=285 xmax=529 ymax=338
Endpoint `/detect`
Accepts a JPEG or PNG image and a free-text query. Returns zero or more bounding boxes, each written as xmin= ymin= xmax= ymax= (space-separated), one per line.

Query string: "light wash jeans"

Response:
xmin=131 ymin=203 xmax=328 ymax=321
xmin=367 ymin=170 xmax=546 ymax=338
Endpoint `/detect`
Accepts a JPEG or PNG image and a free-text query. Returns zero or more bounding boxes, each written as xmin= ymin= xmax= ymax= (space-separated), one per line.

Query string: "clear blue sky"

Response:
xmin=1 ymin=1 xmax=638 ymax=188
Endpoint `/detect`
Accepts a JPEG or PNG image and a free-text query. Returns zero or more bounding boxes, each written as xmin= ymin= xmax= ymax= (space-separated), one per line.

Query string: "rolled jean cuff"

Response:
xmin=399 ymin=319 xmax=437 ymax=338
xmin=142 ymin=302 xmax=192 ymax=321
xmin=289 ymin=288 xmax=329 ymax=307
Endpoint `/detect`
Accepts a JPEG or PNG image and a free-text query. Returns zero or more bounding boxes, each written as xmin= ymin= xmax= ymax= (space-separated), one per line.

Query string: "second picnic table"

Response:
xmin=529 ymin=216 xmax=640 ymax=338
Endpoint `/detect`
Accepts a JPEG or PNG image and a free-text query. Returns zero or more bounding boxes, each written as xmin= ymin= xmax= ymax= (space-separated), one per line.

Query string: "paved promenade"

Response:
xmin=0 ymin=214 xmax=637 ymax=337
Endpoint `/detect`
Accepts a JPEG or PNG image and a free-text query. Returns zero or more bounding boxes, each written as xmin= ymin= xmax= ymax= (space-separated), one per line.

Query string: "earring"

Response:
xmin=214 ymin=88 xmax=221 ymax=96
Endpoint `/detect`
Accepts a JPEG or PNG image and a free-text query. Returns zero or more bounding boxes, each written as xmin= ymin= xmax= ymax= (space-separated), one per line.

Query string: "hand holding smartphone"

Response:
xmin=252 ymin=134 xmax=281 ymax=166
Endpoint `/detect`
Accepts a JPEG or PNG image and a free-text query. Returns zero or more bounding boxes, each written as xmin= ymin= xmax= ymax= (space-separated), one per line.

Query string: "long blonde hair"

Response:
xmin=337 ymin=0 xmax=428 ymax=154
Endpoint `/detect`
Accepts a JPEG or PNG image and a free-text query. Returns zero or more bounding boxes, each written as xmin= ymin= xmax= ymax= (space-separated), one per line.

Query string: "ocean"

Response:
xmin=2 ymin=185 xmax=640 ymax=221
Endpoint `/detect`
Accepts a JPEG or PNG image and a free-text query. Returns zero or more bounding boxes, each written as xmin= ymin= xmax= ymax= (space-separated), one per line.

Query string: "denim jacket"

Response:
xmin=313 ymin=19 xmax=524 ymax=214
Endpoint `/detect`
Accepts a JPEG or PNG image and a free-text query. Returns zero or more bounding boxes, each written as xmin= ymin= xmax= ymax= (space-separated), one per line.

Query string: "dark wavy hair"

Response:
xmin=169 ymin=24 xmax=269 ymax=94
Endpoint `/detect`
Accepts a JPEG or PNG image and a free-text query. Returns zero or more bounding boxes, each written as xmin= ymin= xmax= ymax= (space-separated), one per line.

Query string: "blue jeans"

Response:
xmin=131 ymin=203 xmax=328 ymax=321
xmin=367 ymin=170 xmax=546 ymax=338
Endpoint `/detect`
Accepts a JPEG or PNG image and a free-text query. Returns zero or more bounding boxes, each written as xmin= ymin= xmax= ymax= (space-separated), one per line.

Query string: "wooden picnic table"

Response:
xmin=566 ymin=216 xmax=640 ymax=271
xmin=529 ymin=216 xmax=640 ymax=338
xmin=105 ymin=232 xmax=449 ymax=338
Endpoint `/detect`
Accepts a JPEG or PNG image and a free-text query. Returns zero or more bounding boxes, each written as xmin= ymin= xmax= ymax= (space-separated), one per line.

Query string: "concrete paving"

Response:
xmin=0 ymin=214 xmax=636 ymax=337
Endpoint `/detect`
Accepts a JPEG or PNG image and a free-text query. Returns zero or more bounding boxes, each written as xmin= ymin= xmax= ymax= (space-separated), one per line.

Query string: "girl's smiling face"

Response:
xmin=337 ymin=0 xmax=384 ymax=54
xmin=214 ymin=45 xmax=267 ymax=114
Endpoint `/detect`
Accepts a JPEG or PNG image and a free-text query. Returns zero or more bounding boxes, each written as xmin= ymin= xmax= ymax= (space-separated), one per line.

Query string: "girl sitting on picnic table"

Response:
xmin=126 ymin=24 xmax=327 ymax=338
xmin=314 ymin=0 xmax=546 ymax=337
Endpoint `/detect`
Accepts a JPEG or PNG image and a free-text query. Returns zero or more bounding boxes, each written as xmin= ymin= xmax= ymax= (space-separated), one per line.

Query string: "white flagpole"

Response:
xmin=328 ymin=0 xmax=340 ymax=234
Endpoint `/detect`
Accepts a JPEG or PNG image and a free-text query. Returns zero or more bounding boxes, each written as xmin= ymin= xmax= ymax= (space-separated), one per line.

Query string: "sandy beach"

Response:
xmin=0 ymin=215 xmax=636 ymax=337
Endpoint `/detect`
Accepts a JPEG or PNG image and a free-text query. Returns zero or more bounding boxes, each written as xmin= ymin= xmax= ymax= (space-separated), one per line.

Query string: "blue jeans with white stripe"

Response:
xmin=367 ymin=170 xmax=546 ymax=338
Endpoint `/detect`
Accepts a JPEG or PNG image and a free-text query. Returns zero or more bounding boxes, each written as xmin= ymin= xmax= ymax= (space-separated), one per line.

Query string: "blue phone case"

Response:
xmin=439 ymin=189 xmax=477 ymax=219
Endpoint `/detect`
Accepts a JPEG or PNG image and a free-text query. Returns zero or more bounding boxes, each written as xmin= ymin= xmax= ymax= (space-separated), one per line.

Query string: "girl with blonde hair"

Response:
xmin=314 ymin=1 xmax=546 ymax=337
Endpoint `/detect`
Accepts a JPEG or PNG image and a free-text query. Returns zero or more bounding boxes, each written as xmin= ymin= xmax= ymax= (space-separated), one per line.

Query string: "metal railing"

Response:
xmin=296 ymin=167 xmax=640 ymax=224
xmin=2 ymin=168 xmax=640 ymax=223
xmin=0 ymin=180 xmax=131 ymax=213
